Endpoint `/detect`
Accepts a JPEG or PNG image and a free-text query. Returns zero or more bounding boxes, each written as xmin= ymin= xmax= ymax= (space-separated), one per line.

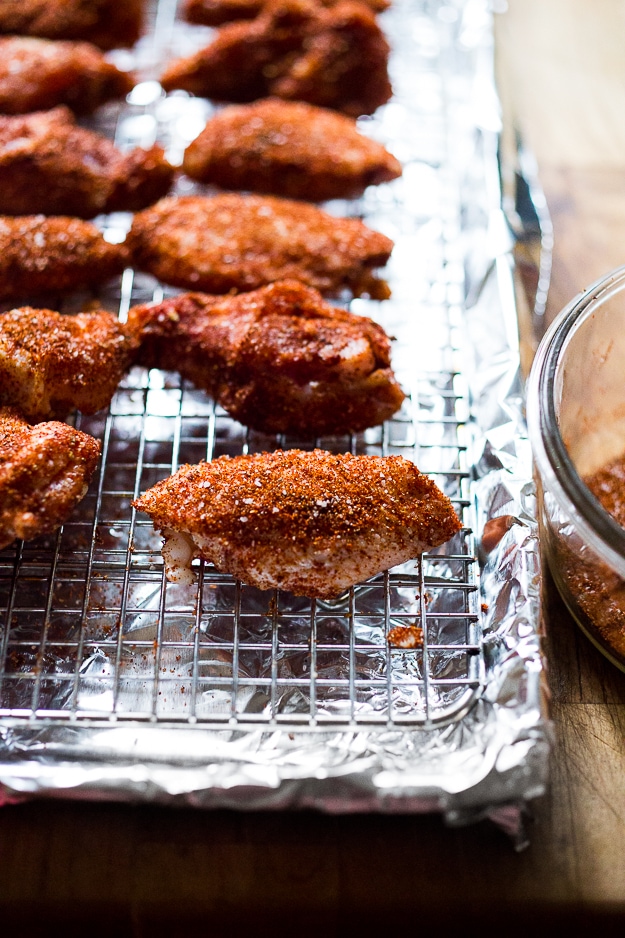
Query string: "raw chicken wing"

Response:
xmin=0 ymin=407 xmax=100 ymax=550
xmin=128 ymin=280 xmax=405 ymax=435
xmin=0 ymin=307 xmax=136 ymax=421
xmin=128 ymin=193 xmax=393 ymax=298
xmin=161 ymin=0 xmax=392 ymax=117
xmin=133 ymin=449 xmax=462 ymax=598
xmin=0 ymin=107 xmax=173 ymax=218
xmin=0 ymin=0 xmax=145 ymax=51
xmin=0 ymin=215 xmax=128 ymax=300
xmin=183 ymin=98 xmax=401 ymax=201
xmin=0 ymin=36 xmax=134 ymax=115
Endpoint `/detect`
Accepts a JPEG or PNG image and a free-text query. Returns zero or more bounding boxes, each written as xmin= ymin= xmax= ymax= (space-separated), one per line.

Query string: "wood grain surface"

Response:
xmin=2 ymin=2 xmax=625 ymax=933
xmin=497 ymin=0 xmax=625 ymax=322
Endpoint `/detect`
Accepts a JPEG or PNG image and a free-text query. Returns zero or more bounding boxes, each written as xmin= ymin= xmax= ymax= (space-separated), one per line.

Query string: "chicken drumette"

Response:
xmin=182 ymin=98 xmax=401 ymax=202
xmin=161 ymin=0 xmax=392 ymax=117
xmin=0 ymin=307 xmax=136 ymax=422
xmin=0 ymin=0 xmax=145 ymax=51
xmin=0 ymin=215 xmax=128 ymax=300
xmin=0 ymin=107 xmax=173 ymax=218
xmin=0 ymin=407 xmax=100 ymax=551
xmin=127 ymin=193 xmax=393 ymax=298
xmin=0 ymin=36 xmax=134 ymax=115
xmin=133 ymin=449 xmax=462 ymax=597
xmin=128 ymin=280 xmax=405 ymax=435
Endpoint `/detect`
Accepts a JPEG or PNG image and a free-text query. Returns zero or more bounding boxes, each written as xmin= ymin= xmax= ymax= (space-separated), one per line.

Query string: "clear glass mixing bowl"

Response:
xmin=527 ymin=264 xmax=625 ymax=671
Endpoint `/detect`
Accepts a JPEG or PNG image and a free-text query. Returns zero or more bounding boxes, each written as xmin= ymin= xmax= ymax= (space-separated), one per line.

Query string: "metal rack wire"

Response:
xmin=0 ymin=0 xmax=484 ymax=733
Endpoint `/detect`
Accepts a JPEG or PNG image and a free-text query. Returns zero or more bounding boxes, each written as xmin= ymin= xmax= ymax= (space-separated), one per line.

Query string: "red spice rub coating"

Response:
xmin=0 ymin=406 xmax=100 ymax=550
xmin=161 ymin=0 xmax=393 ymax=117
xmin=133 ymin=449 xmax=462 ymax=598
xmin=0 ymin=36 xmax=134 ymax=115
xmin=0 ymin=0 xmax=145 ymax=51
xmin=127 ymin=193 xmax=393 ymax=298
xmin=0 ymin=107 xmax=173 ymax=218
xmin=586 ymin=458 xmax=625 ymax=527
xmin=183 ymin=98 xmax=401 ymax=202
xmin=183 ymin=0 xmax=390 ymax=28
xmin=387 ymin=624 xmax=423 ymax=648
xmin=0 ymin=307 xmax=136 ymax=421
xmin=0 ymin=215 xmax=128 ymax=300
xmin=128 ymin=280 xmax=405 ymax=435
xmin=555 ymin=457 xmax=625 ymax=660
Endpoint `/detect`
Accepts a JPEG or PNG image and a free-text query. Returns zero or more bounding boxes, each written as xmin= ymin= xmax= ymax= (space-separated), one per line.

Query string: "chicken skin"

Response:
xmin=128 ymin=280 xmax=405 ymax=435
xmin=0 ymin=308 xmax=135 ymax=421
xmin=0 ymin=215 xmax=128 ymax=300
xmin=183 ymin=0 xmax=390 ymax=28
xmin=0 ymin=407 xmax=100 ymax=551
xmin=0 ymin=36 xmax=134 ymax=115
xmin=161 ymin=0 xmax=393 ymax=117
xmin=0 ymin=0 xmax=145 ymax=51
xmin=182 ymin=98 xmax=402 ymax=202
xmin=0 ymin=107 xmax=173 ymax=218
xmin=133 ymin=449 xmax=461 ymax=597
xmin=128 ymin=194 xmax=393 ymax=298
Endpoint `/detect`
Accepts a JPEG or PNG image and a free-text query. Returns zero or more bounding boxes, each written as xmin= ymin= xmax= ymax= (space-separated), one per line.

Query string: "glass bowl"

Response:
xmin=527 ymin=264 xmax=625 ymax=671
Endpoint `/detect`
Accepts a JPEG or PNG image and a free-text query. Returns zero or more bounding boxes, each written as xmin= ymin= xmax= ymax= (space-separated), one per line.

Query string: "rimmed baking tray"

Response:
xmin=0 ymin=0 xmax=548 ymax=837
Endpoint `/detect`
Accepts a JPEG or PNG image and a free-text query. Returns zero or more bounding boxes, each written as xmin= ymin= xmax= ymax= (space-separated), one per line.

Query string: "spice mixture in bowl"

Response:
xmin=527 ymin=264 xmax=625 ymax=670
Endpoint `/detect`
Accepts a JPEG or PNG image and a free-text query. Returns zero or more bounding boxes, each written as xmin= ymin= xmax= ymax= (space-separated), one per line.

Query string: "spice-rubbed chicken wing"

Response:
xmin=133 ymin=449 xmax=462 ymax=597
xmin=183 ymin=0 xmax=390 ymax=28
xmin=182 ymin=98 xmax=402 ymax=201
xmin=0 ymin=107 xmax=173 ymax=218
xmin=0 ymin=307 xmax=136 ymax=422
xmin=128 ymin=280 xmax=405 ymax=435
xmin=0 ymin=0 xmax=145 ymax=51
xmin=161 ymin=0 xmax=392 ymax=117
xmin=0 ymin=215 xmax=128 ymax=300
xmin=0 ymin=407 xmax=100 ymax=551
xmin=0 ymin=36 xmax=134 ymax=115
xmin=128 ymin=194 xmax=393 ymax=298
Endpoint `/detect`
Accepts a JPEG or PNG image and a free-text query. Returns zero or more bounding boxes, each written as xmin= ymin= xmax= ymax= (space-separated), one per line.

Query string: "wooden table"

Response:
xmin=2 ymin=2 xmax=625 ymax=933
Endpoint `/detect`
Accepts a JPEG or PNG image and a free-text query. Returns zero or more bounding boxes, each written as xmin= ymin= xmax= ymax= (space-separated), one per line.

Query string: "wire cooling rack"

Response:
xmin=0 ymin=0 xmax=483 ymax=733
xmin=0 ymin=367 xmax=478 ymax=728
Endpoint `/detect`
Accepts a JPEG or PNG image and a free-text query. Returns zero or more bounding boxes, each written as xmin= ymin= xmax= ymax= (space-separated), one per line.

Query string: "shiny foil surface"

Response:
xmin=0 ymin=0 xmax=549 ymax=844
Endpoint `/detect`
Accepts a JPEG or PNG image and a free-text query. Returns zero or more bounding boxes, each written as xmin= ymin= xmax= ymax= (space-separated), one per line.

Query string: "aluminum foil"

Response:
xmin=0 ymin=0 xmax=549 ymax=846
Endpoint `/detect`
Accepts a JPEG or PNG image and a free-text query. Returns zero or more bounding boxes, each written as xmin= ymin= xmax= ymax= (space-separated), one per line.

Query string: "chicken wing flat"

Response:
xmin=161 ymin=0 xmax=392 ymax=117
xmin=182 ymin=98 xmax=402 ymax=201
xmin=0 ymin=107 xmax=173 ymax=218
xmin=0 ymin=215 xmax=128 ymax=300
xmin=0 ymin=36 xmax=134 ymax=115
xmin=127 ymin=194 xmax=393 ymax=298
xmin=128 ymin=280 xmax=405 ymax=435
xmin=0 ymin=407 xmax=100 ymax=550
xmin=0 ymin=307 xmax=136 ymax=421
xmin=0 ymin=0 xmax=144 ymax=51
xmin=133 ymin=449 xmax=461 ymax=597
xmin=183 ymin=0 xmax=390 ymax=28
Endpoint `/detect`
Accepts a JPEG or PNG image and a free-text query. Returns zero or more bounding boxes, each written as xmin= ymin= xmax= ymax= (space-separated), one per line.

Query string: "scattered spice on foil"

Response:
xmin=387 ymin=624 xmax=424 ymax=648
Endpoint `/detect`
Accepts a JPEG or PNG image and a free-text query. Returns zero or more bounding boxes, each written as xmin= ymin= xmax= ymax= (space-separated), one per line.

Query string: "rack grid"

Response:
xmin=0 ymin=0 xmax=484 ymax=733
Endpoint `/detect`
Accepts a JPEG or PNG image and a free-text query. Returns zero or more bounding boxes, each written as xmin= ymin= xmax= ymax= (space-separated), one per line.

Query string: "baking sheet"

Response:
xmin=0 ymin=0 xmax=549 ymax=844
